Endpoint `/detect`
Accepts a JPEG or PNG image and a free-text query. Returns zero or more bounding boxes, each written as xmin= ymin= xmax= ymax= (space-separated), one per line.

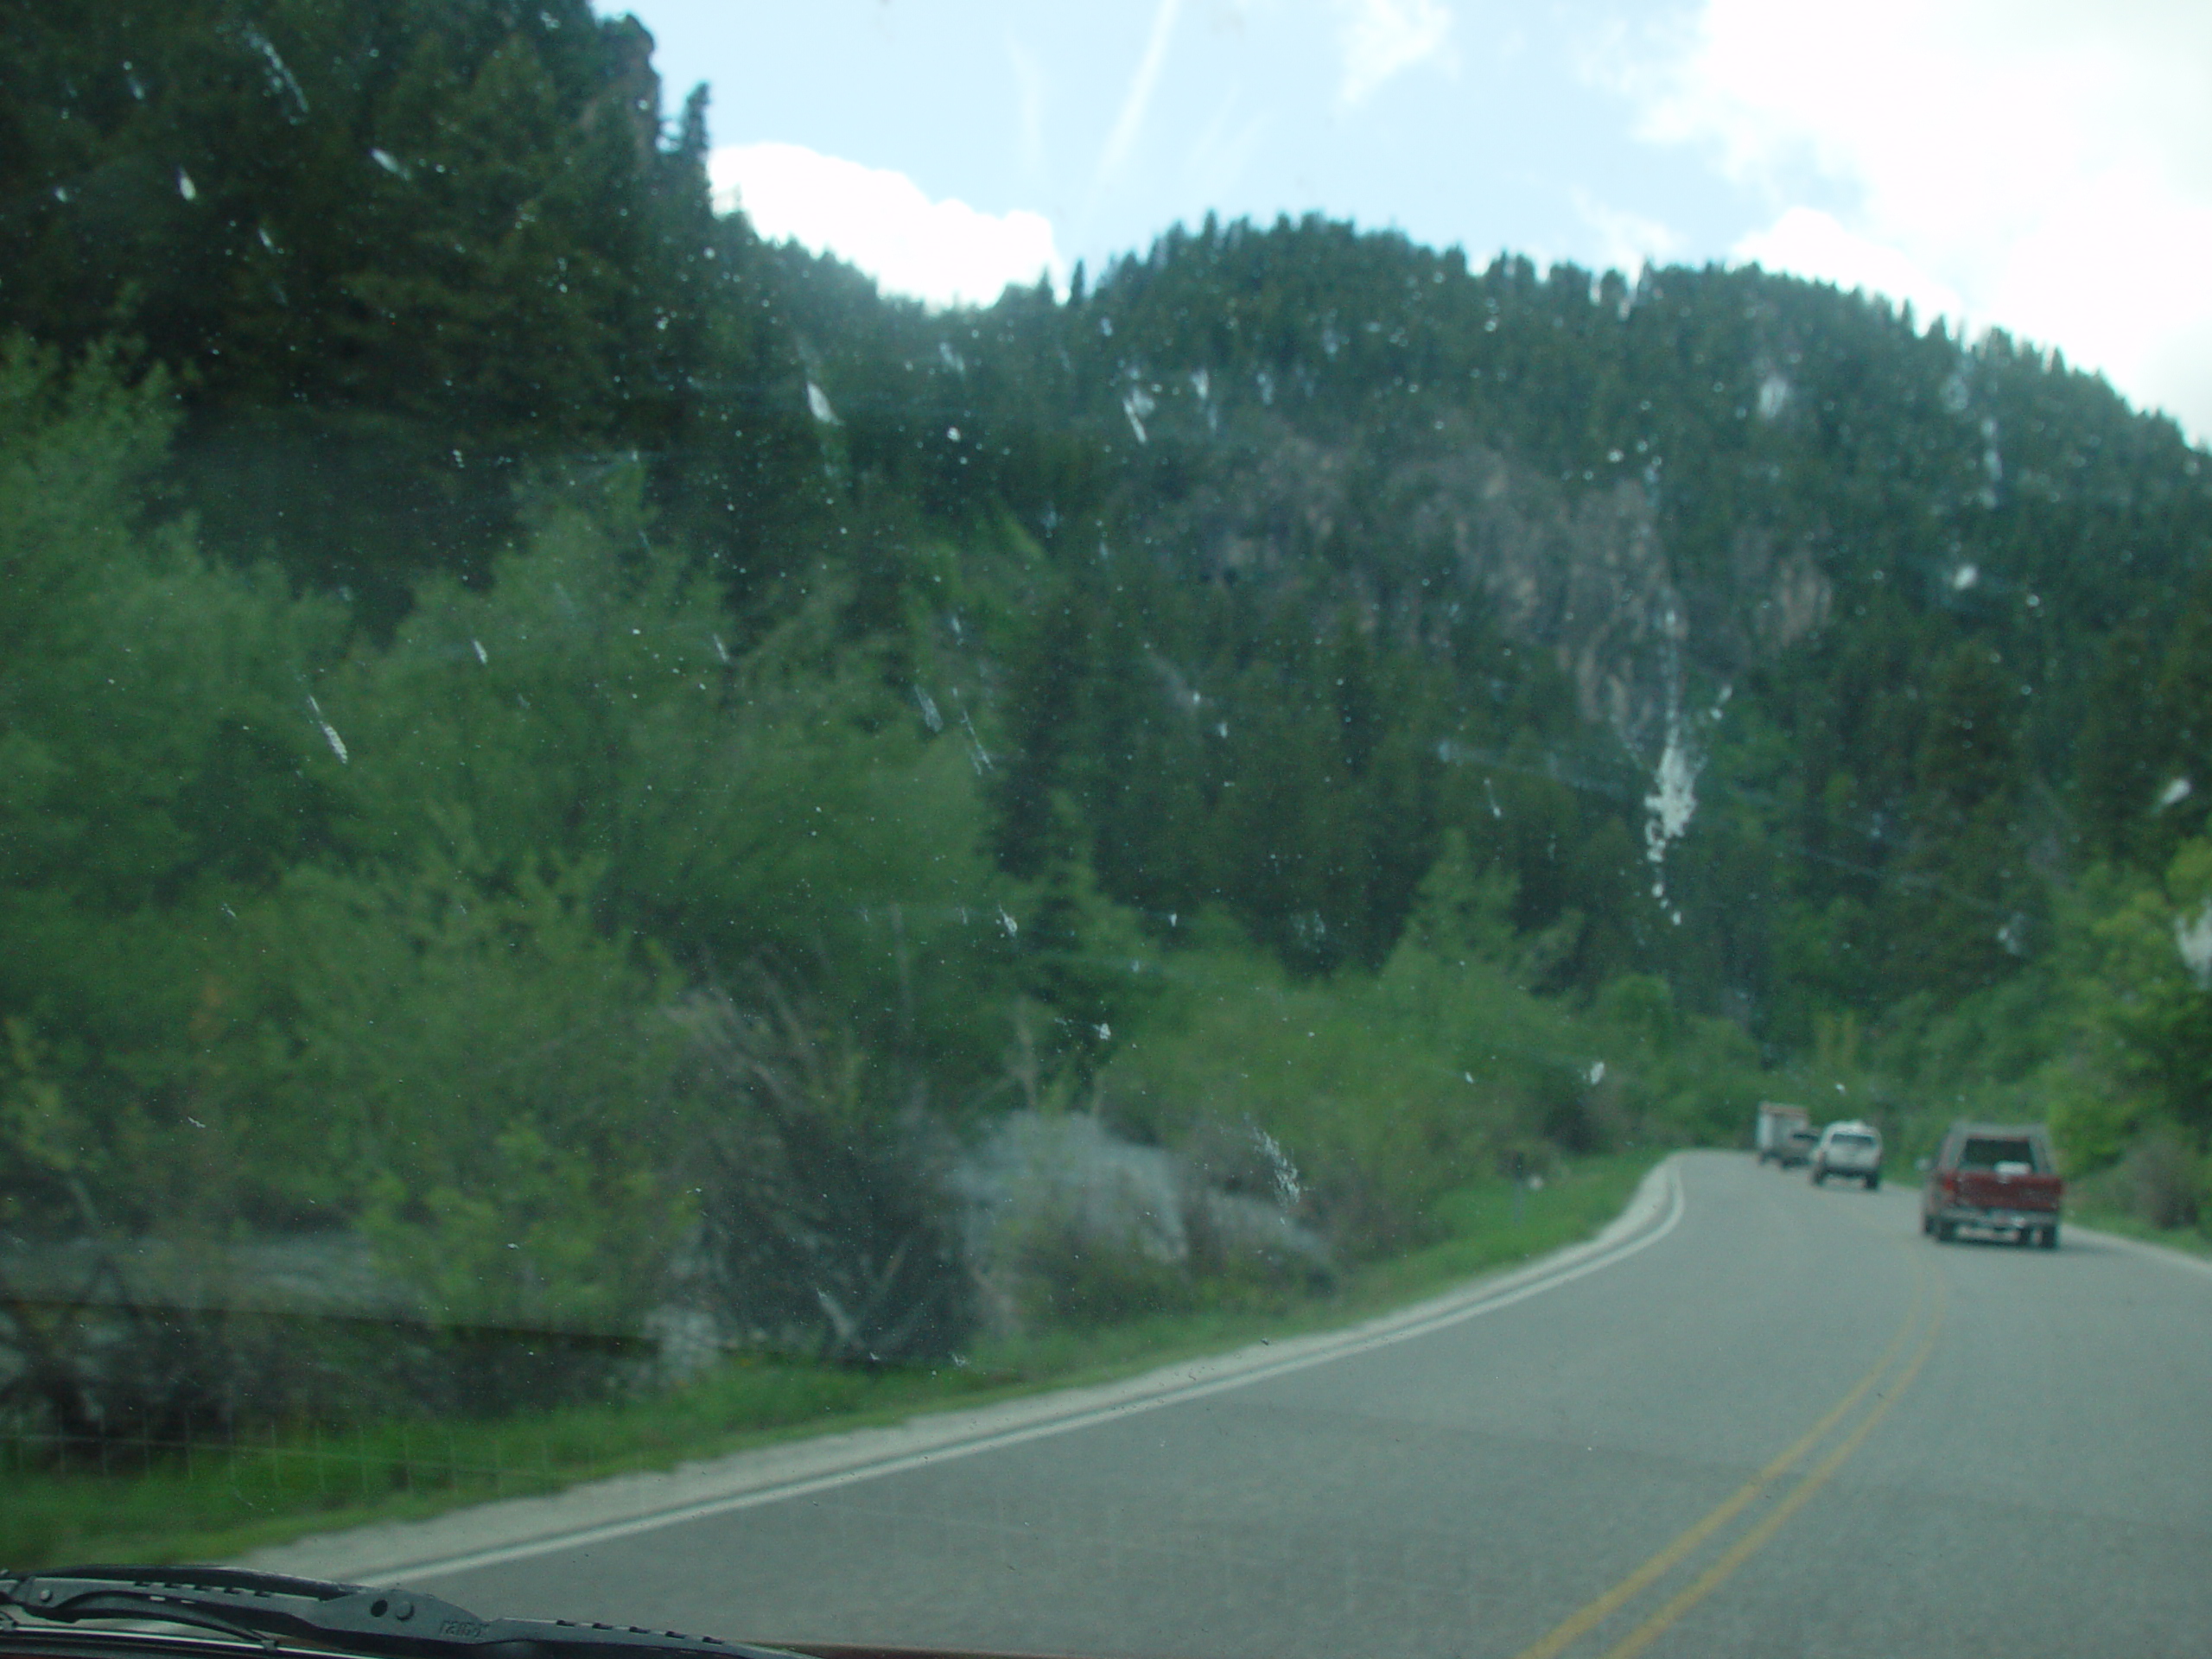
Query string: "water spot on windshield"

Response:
xmin=1252 ymin=1124 xmax=1302 ymax=1208
xmin=245 ymin=28 xmax=308 ymax=115
xmin=1122 ymin=386 xmax=1154 ymax=443
xmin=308 ymin=696 xmax=348 ymax=763
xmin=2176 ymin=901 xmax=2212 ymax=988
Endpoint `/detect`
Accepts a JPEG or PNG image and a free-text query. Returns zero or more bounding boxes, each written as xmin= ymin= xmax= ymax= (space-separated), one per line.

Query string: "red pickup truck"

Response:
xmin=1922 ymin=1122 xmax=2063 ymax=1249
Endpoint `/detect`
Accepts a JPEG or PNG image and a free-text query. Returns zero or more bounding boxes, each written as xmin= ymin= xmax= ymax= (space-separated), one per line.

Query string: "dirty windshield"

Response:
xmin=5 ymin=3 xmax=2212 ymax=1656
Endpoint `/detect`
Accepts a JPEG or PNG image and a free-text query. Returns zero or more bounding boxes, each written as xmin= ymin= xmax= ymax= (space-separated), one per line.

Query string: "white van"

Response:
xmin=1754 ymin=1101 xmax=1812 ymax=1165
xmin=1811 ymin=1121 xmax=1884 ymax=1189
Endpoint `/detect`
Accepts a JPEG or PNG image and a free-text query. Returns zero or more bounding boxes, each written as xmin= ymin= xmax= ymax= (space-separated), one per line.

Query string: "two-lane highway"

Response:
xmin=365 ymin=1153 xmax=2212 ymax=1657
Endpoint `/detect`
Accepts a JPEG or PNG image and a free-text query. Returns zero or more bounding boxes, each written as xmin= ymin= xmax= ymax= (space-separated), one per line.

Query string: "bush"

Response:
xmin=1007 ymin=1217 xmax=1203 ymax=1329
xmin=2122 ymin=1127 xmax=2206 ymax=1231
xmin=677 ymin=982 xmax=973 ymax=1366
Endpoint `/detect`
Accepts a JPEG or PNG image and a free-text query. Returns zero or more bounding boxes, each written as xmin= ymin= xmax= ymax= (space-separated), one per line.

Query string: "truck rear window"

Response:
xmin=1832 ymin=1134 xmax=1876 ymax=1150
xmin=1958 ymin=1136 xmax=2041 ymax=1171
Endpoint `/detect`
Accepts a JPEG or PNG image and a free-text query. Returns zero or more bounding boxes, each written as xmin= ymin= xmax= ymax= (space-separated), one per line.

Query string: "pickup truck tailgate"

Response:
xmin=1954 ymin=1170 xmax=2061 ymax=1213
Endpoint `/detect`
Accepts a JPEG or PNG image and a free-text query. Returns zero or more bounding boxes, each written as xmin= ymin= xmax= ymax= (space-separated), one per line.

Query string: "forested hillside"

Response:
xmin=5 ymin=0 xmax=2212 ymax=1440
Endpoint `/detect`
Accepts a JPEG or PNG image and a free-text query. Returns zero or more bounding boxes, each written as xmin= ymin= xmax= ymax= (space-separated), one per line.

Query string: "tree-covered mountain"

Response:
xmin=6 ymin=0 xmax=2212 ymax=1433
xmin=772 ymin=217 xmax=2212 ymax=1024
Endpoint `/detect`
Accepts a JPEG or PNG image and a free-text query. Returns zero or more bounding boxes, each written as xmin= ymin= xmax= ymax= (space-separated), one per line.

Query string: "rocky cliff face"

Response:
xmin=1144 ymin=412 xmax=1832 ymax=763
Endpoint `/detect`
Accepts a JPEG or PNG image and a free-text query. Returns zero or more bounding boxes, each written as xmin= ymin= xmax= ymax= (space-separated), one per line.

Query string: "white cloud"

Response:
xmin=1573 ymin=190 xmax=1683 ymax=277
xmin=710 ymin=143 xmax=1063 ymax=311
xmin=1729 ymin=207 xmax=1967 ymax=327
xmin=1336 ymin=0 xmax=1456 ymax=111
xmin=1626 ymin=0 xmax=2212 ymax=436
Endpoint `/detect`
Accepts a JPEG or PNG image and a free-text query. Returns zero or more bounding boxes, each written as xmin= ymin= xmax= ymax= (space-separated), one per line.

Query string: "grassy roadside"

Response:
xmin=1 ymin=1151 xmax=1660 ymax=1571
xmin=2064 ymin=1201 xmax=2212 ymax=1259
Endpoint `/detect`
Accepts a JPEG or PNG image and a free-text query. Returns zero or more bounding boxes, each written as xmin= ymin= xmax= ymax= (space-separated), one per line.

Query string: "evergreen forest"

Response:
xmin=6 ymin=0 xmax=2212 ymax=1447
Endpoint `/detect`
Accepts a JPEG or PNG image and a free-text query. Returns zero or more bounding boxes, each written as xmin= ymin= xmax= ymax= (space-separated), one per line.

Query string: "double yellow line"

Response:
xmin=1510 ymin=1256 xmax=1946 ymax=1659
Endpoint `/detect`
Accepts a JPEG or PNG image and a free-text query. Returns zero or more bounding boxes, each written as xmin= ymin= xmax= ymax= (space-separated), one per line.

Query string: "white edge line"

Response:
xmin=372 ymin=1160 xmax=1688 ymax=1586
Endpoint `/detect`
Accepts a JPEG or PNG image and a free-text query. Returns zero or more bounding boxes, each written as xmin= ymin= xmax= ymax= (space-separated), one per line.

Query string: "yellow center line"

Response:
xmin=1507 ymin=1255 xmax=1936 ymax=1659
xmin=1597 ymin=1281 xmax=1947 ymax=1659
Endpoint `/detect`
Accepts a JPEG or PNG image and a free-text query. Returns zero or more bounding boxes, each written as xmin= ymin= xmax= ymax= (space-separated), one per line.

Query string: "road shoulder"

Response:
xmin=2068 ymin=1220 xmax=2212 ymax=1282
xmin=238 ymin=1158 xmax=1683 ymax=1586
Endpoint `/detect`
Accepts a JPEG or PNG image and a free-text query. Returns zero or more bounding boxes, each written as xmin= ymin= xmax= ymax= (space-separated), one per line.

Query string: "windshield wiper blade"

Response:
xmin=0 ymin=1568 xmax=798 ymax=1659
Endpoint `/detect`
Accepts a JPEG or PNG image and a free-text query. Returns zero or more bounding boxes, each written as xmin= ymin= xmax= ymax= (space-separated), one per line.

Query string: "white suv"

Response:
xmin=1811 ymin=1121 xmax=1884 ymax=1189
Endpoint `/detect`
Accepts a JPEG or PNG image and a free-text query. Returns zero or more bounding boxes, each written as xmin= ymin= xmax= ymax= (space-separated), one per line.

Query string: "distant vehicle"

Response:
xmin=1811 ymin=1121 xmax=1883 ymax=1188
xmin=1923 ymin=1122 xmax=2063 ymax=1248
xmin=1754 ymin=1101 xmax=1812 ymax=1165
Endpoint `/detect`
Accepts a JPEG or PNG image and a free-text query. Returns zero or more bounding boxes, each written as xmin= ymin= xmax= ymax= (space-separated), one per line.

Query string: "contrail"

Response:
xmin=1096 ymin=0 xmax=1182 ymax=193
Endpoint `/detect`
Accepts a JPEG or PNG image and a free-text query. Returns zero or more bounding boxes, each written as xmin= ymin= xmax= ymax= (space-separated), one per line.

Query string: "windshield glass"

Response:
xmin=6 ymin=3 xmax=2212 ymax=1656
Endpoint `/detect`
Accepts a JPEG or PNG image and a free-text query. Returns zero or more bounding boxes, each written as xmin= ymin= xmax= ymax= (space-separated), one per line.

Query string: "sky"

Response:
xmin=607 ymin=0 xmax=2212 ymax=442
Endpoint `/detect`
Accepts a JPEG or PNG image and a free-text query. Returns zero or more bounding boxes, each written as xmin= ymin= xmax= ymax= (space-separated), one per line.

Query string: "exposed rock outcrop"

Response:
xmin=1145 ymin=413 xmax=1833 ymax=762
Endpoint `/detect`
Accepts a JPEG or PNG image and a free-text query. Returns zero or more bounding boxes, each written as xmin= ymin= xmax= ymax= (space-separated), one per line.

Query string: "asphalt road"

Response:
xmin=407 ymin=1152 xmax=2212 ymax=1659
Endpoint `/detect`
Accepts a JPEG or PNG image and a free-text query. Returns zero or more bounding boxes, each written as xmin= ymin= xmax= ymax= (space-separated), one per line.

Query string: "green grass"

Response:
xmin=1 ymin=1151 xmax=1659 ymax=1571
xmin=2065 ymin=1201 xmax=2212 ymax=1258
